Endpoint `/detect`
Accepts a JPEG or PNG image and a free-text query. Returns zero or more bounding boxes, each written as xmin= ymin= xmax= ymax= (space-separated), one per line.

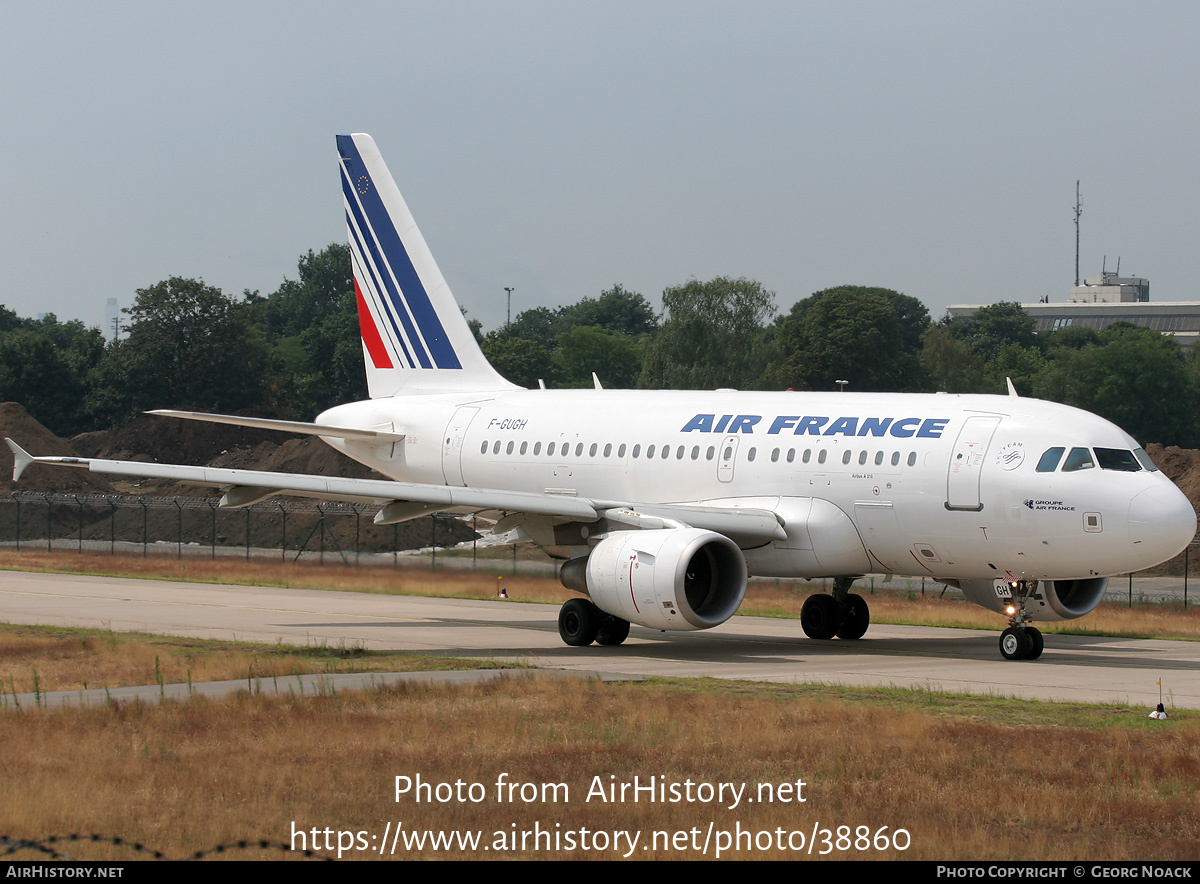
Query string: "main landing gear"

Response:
xmin=800 ymin=577 xmax=870 ymax=641
xmin=998 ymin=580 xmax=1043 ymax=661
xmin=557 ymin=598 xmax=630 ymax=647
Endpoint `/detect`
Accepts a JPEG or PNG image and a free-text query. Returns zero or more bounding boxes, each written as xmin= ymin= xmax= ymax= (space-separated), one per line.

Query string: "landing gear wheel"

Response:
xmin=1024 ymin=626 xmax=1044 ymax=660
xmin=835 ymin=594 xmax=870 ymax=640
xmin=999 ymin=626 xmax=1033 ymax=661
xmin=596 ymin=615 xmax=631 ymax=646
xmin=801 ymin=594 xmax=844 ymax=640
xmin=559 ymin=598 xmax=601 ymax=646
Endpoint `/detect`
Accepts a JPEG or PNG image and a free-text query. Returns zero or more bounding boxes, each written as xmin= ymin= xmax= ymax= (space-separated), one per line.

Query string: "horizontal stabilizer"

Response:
xmin=148 ymin=410 xmax=406 ymax=443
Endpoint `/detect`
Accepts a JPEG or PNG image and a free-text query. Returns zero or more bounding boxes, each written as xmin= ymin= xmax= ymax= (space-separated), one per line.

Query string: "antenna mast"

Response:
xmin=1074 ymin=180 xmax=1083 ymax=287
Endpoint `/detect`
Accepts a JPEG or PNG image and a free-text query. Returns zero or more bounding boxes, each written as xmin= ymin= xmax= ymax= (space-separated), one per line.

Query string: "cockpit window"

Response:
xmin=1133 ymin=448 xmax=1159 ymax=472
xmin=1061 ymin=447 xmax=1095 ymax=472
xmin=1095 ymin=448 xmax=1142 ymax=472
xmin=1036 ymin=447 xmax=1064 ymax=472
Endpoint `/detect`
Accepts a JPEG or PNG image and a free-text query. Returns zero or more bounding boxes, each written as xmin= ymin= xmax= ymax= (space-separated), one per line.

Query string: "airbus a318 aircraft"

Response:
xmin=9 ymin=134 xmax=1195 ymax=660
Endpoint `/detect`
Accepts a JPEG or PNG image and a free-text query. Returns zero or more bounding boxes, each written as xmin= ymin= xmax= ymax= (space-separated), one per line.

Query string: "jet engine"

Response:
xmin=956 ymin=577 xmax=1109 ymax=621
xmin=559 ymin=528 xmax=747 ymax=631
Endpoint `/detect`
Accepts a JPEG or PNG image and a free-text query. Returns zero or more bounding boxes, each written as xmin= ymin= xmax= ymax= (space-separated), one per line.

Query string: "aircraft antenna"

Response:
xmin=1074 ymin=180 xmax=1083 ymax=287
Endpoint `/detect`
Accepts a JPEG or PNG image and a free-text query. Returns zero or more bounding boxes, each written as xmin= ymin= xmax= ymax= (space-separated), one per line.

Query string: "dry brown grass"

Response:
xmin=0 ymin=624 xmax=500 ymax=694
xmin=3 ymin=549 xmax=1199 ymax=641
xmin=0 ymin=678 xmax=1195 ymax=861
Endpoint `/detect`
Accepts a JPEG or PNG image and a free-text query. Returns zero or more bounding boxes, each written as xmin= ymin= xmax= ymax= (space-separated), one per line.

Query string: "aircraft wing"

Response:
xmin=4 ymin=439 xmax=786 ymax=543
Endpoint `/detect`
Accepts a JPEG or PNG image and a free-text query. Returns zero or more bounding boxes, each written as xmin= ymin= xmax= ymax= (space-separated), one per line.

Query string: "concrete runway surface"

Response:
xmin=1 ymin=569 xmax=1195 ymax=709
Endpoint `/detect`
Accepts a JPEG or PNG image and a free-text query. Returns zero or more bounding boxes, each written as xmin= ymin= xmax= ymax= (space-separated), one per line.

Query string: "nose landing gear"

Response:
xmin=998 ymin=581 xmax=1044 ymax=660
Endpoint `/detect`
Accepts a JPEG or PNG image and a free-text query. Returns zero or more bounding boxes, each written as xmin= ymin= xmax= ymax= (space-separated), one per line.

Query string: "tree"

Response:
xmin=640 ymin=277 xmax=775 ymax=390
xmin=943 ymin=301 xmax=1038 ymax=358
xmin=552 ymin=326 xmax=643 ymax=388
xmin=1034 ymin=323 xmax=1199 ymax=446
xmin=481 ymin=335 xmax=553 ymax=389
xmin=771 ymin=286 xmax=929 ymax=392
xmin=557 ymin=284 xmax=657 ymax=338
xmin=258 ymin=244 xmax=353 ymax=341
xmin=87 ymin=277 xmax=270 ymax=425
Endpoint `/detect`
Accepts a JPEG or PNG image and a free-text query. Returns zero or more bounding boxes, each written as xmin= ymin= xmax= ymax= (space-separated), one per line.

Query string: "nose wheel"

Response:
xmin=998 ymin=581 xmax=1044 ymax=660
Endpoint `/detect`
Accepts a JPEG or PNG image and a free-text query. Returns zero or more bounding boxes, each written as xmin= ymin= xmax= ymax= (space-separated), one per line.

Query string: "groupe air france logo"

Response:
xmin=996 ymin=441 xmax=1025 ymax=471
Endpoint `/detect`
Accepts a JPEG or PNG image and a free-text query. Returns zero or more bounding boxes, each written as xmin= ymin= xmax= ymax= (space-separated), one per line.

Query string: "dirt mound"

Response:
xmin=71 ymin=413 xmax=281 ymax=464
xmin=1145 ymin=444 xmax=1200 ymax=502
xmin=0 ymin=403 xmax=114 ymax=495
xmin=207 ymin=437 xmax=382 ymax=479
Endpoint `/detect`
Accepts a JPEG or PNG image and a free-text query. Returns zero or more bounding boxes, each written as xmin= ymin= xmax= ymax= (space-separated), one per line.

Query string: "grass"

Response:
xmin=0 ymin=622 xmax=508 ymax=694
xmin=0 ymin=676 xmax=1195 ymax=861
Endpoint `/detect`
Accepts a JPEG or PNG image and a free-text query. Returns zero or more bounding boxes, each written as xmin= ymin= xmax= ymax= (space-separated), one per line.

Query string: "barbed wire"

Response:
xmin=1 ymin=832 xmax=334 ymax=861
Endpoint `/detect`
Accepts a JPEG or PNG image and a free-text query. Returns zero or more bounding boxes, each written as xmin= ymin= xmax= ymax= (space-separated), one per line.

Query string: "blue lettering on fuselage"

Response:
xmin=680 ymin=413 xmax=950 ymax=439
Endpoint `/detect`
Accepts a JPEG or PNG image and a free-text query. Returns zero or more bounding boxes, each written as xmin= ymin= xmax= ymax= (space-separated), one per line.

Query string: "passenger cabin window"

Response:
xmin=1062 ymin=447 xmax=1095 ymax=472
xmin=818 ymin=450 xmax=828 ymax=464
xmin=907 ymin=452 xmax=916 ymax=466
xmin=842 ymin=450 xmax=852 ymax=465
xmin=1036 ymin=447 xmax=1064 ymax=472
xmin=1095 ymin=448 xmax=1142 ymax=472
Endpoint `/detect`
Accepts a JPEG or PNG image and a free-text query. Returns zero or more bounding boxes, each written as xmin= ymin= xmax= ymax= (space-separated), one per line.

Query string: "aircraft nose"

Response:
xmin=1128 ymin=483 xmax=1196 ymax=564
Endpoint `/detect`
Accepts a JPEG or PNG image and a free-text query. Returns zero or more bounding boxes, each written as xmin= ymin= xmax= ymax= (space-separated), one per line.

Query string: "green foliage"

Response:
xmin=552 ymin=326 xmax=643 ymax=389
xmin=481 ymin=335 xmax=553 ymax=389
xmin=639 ymin=276 xmax=776 ymax=390
xmin=769 ymin=286 xmax=929 ymax=392
xmin=86 ymin=277 xmax=271 ymax=425
xmin=1033 ymin=323 xmax=1200 ymax=446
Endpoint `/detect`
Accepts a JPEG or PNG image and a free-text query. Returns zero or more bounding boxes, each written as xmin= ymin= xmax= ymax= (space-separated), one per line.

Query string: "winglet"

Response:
xmin=6 ymin=438 xmax=34 ymax=481
xmin=1006 ymin=377 xmax=1019 ymax=398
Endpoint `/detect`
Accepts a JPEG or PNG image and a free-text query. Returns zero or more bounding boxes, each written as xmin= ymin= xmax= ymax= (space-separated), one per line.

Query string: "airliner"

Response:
xmin=8 ymin=133 xmax=1195 ymax=660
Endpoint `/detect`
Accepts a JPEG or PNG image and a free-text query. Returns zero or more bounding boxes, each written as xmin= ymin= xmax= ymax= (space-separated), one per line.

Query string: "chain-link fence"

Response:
xmin=0 ymin=492 xmax=481 ymax=566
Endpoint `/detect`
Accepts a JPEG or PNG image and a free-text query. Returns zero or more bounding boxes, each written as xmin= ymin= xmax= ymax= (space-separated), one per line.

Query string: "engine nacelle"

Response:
xmin=956 ymin=577 xmax=1109 ymax=622
xmin=560 ymin=528 xmax=747 ymax=631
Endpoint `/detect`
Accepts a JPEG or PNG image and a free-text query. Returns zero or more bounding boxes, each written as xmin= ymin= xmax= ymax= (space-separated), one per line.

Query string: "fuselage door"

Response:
xmin=946 ymin=415 xmax=1002 ymax=511
xmin=717 ymin=436 xmax=739 ymax=483
xmin=441 ymin=406 xmax=479 ymax=486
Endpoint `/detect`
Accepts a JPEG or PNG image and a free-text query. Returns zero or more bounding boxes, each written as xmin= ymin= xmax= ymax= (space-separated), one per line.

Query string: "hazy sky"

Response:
xmin=3 ymin=1 xmax=1198 ymax=333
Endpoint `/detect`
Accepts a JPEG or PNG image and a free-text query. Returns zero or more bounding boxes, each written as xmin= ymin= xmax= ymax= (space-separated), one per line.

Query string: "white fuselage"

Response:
xmin=319 ymin=388 xmax=1196 ymax=583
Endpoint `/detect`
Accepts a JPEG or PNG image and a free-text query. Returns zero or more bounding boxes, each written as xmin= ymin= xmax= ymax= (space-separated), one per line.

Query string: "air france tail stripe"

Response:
xmin=342 ymin=173 xmax=432 ymax=368
xmin=337 ymin=138 xmax=462 ymax=370
xmin=345 ymin=204 xmax=422 ymax=368
xmin=346 ymin=213 xmax=417 ymax=368
xmin=354 ymin=278 xmax=395 ymax=369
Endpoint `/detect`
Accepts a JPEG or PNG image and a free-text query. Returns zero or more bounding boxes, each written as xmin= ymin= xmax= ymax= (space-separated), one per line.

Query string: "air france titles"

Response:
xmin=680 ymin=414 xmax=950 ymax=439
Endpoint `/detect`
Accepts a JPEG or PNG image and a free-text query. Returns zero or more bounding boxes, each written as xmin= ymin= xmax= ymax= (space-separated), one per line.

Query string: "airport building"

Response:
xmin=948 ymin=272 xmax=1200 ymax=350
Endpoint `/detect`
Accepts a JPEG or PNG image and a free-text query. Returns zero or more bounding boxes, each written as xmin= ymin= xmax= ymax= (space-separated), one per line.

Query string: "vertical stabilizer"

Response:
xmin=337 ymin=133 xmax=517 ymax=397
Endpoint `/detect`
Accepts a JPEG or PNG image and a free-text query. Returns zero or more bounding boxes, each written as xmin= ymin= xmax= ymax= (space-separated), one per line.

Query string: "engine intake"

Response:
xmin=560 ymin=528 xmax=747 ymax=631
